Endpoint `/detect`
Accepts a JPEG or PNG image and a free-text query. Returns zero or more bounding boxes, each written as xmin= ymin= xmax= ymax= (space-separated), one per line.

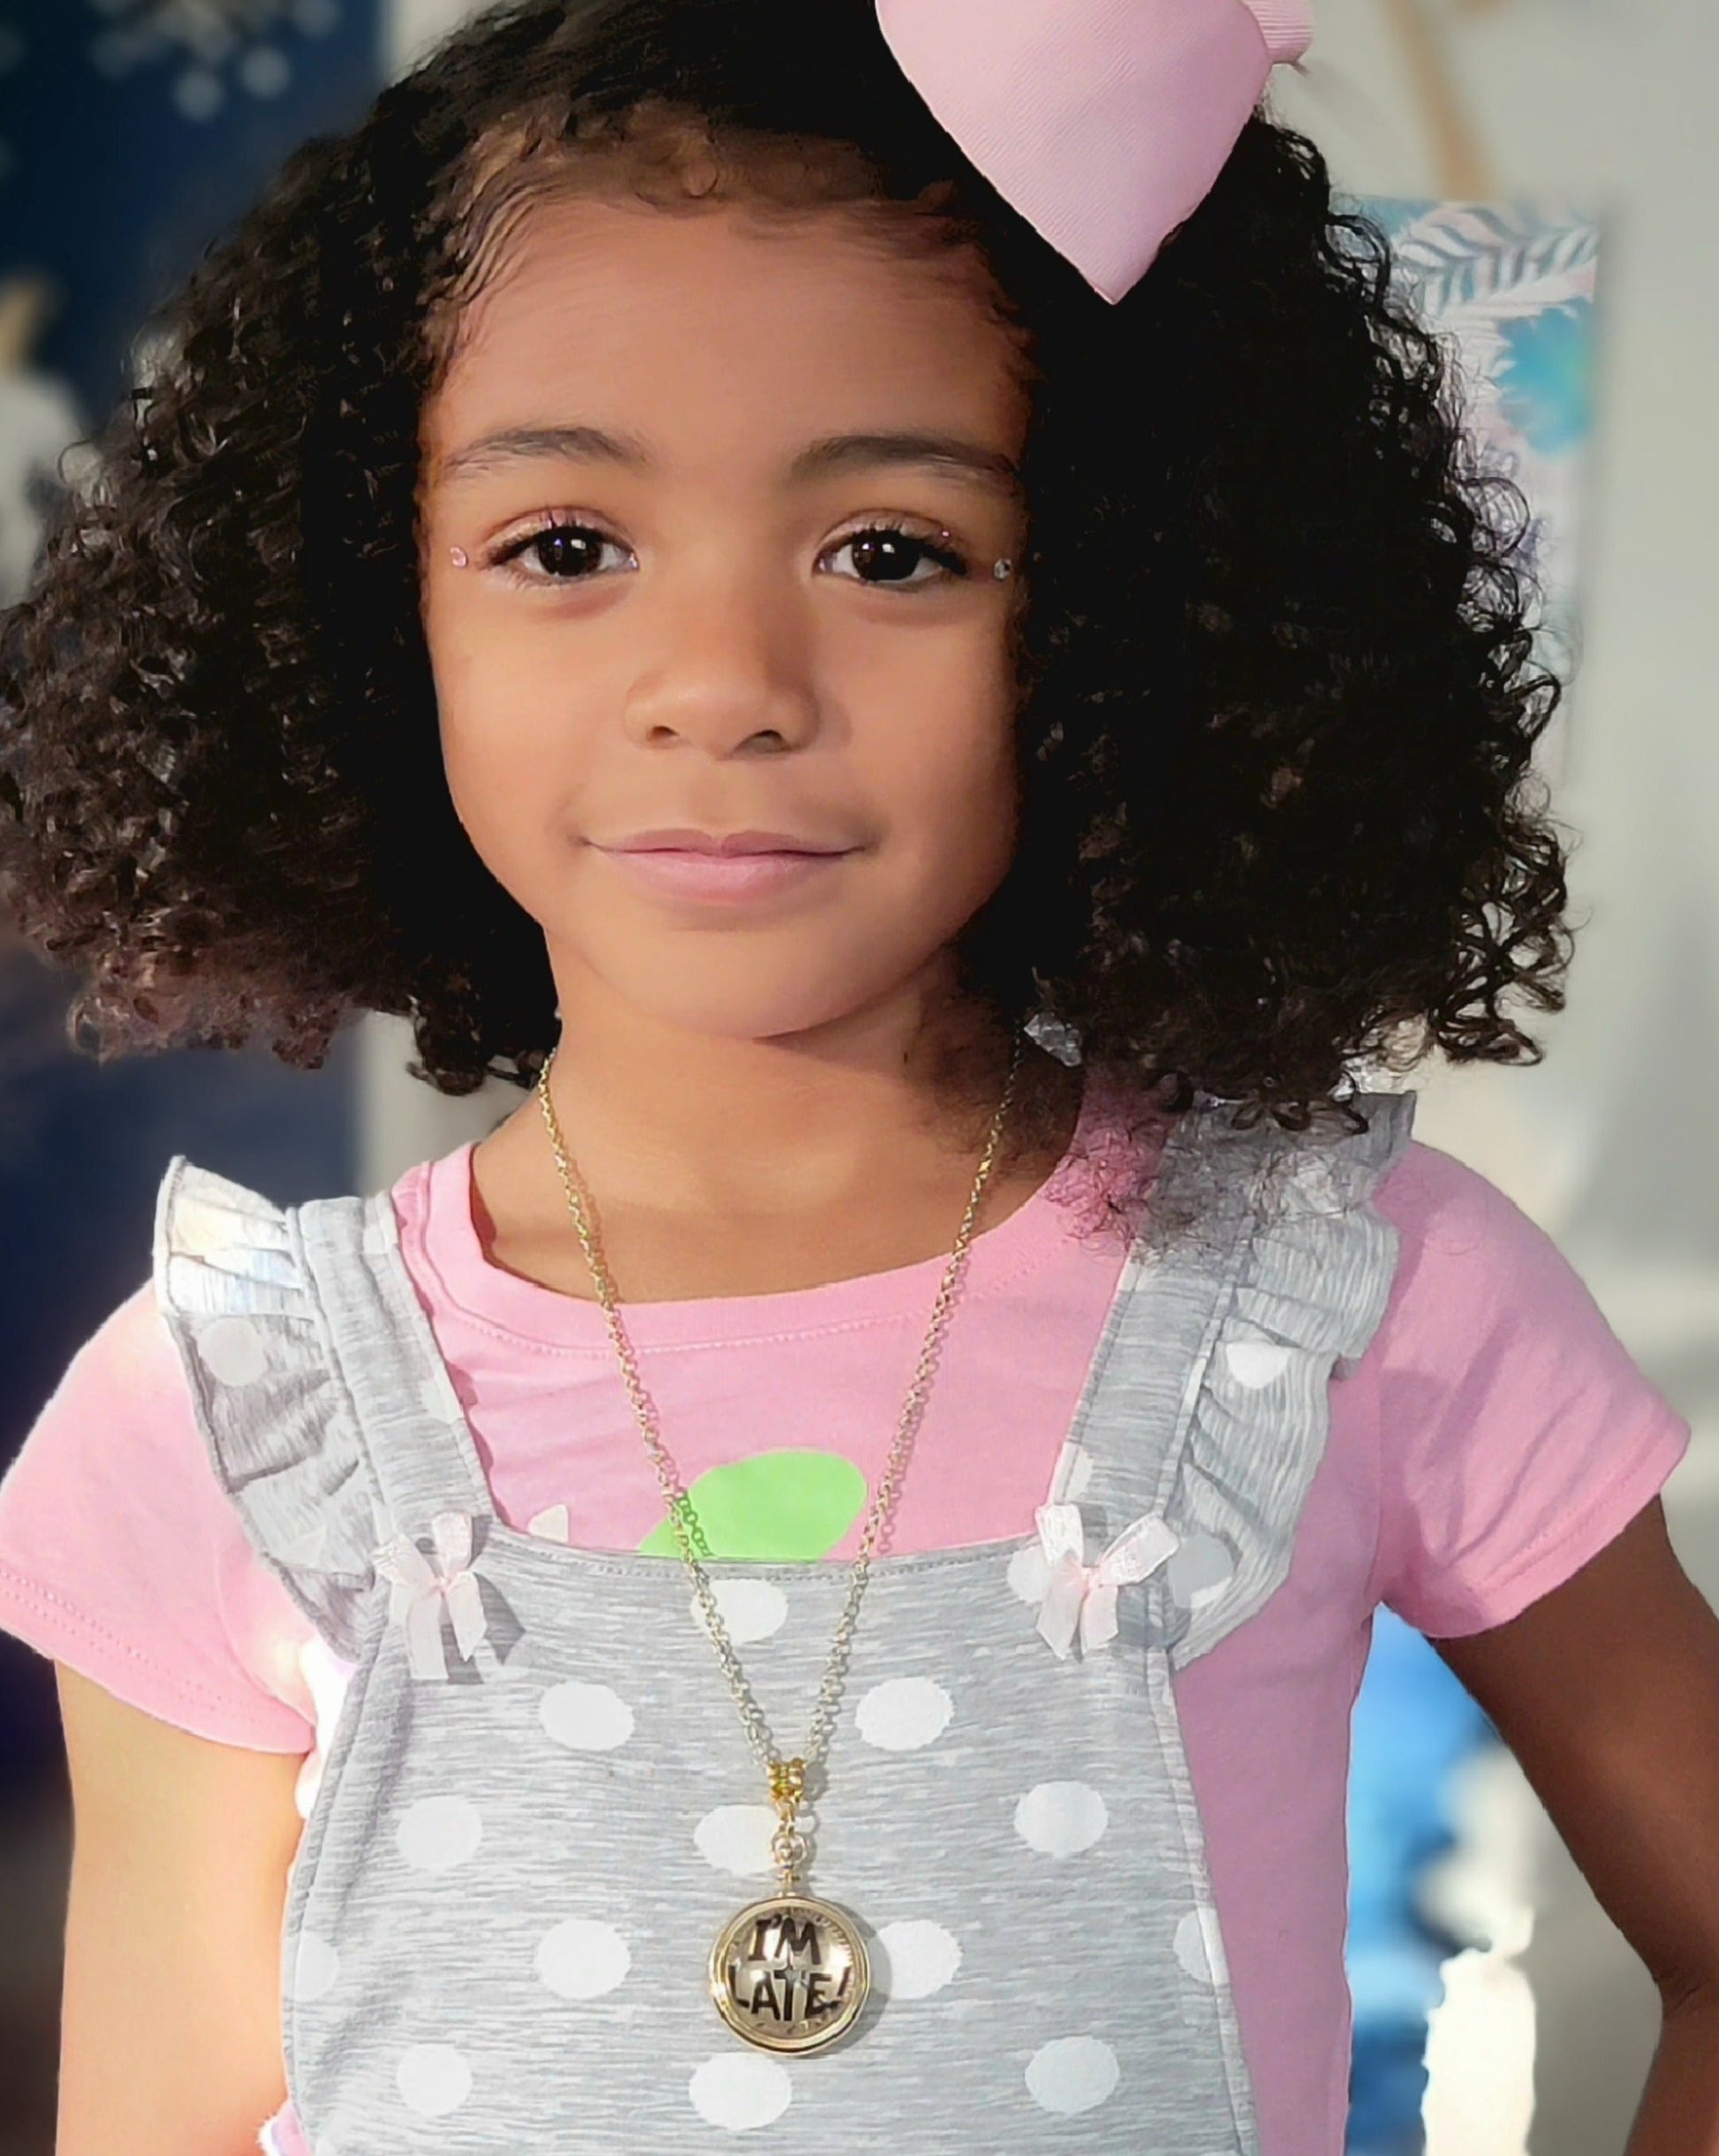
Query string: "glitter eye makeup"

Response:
xmin=449 ymin=547 xmax=470 ymax=568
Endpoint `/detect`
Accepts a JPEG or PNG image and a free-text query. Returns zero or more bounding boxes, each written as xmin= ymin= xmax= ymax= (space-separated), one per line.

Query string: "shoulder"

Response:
xmin=0 ymin=1273 xmax=208 ymax=1543
xmin=24 ymin=1275 xmax=189 ymax=1433
xmin=1359 ymin=1140 xmax=1692 ymax=1635
xmin=1360 ymin=1131 xmax=1668 ymax=1425
xmin=1370 ymin=1136 xmax=1586 ymax=1330
xmin=1374 ymin=1132 xmax=1541 ymax=1246
xmin=0 ymin=1275 xmax=317 ymax=1750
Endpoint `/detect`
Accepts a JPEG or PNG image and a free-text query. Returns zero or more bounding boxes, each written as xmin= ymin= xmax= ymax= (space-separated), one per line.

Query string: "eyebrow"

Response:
xmin=435 ymin=423 xmax=1024 ymax=502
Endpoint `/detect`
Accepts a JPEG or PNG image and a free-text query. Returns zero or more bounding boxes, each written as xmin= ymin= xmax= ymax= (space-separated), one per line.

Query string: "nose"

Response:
xmin=620 ymin=558 xmax=821 ymax=757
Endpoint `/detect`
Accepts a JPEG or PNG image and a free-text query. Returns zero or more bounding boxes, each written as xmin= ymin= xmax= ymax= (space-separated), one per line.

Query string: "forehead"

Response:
xmin=422 ymin=193 xmax=1031 ymax=473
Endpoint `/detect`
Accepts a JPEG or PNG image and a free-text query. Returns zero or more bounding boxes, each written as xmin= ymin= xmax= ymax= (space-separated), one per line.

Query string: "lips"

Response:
xmin=602 ymin=828 xmax=851 ymax=856
xmin=594 ymin=843 xmax=850 ymax=903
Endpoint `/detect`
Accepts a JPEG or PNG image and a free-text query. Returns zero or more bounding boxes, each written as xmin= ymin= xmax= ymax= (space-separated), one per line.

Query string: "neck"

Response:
xmin=466 ymin=964 xmax=1085 ymax=1304
xmin=519 ymin=957 xmax=1034 ymax=1222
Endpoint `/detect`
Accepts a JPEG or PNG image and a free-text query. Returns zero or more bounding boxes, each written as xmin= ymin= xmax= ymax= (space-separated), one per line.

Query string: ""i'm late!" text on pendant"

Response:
xmin=709 ymin=1892 xmax=870 ymax=2053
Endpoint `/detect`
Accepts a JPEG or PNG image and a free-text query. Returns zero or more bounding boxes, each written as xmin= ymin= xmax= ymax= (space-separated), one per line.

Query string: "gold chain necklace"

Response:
xmin=534 ymin=1030 xmax=1025 ymax=2054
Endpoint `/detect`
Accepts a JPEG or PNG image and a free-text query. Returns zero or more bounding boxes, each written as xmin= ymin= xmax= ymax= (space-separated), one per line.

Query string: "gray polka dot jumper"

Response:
xmin=152 ymin=1088 xmax=1414 ymax=2151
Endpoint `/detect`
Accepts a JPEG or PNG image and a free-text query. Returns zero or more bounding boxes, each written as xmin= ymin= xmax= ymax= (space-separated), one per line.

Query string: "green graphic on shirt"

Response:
xmin=638 ymin=1449 xmax=867 ymax=1561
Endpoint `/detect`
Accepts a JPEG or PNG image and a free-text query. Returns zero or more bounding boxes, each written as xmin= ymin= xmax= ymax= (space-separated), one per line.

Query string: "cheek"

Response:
xmin=857 ymin=628 xmax=1020 ymax=866
xmin=429 ymin=613 xmax=592 ymax=853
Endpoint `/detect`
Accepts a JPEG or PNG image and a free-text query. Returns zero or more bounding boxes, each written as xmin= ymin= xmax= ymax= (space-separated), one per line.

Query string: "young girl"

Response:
xmin=0 ymin=2 xmax=1714 ymax=2151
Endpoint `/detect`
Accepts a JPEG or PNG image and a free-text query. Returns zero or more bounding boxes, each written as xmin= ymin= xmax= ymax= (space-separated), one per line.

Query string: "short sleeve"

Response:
xmin=0 ymin=1280 xmax=317 ymax=1751
xmin=1368 ymin=1142 xmax=1693 ymax=1638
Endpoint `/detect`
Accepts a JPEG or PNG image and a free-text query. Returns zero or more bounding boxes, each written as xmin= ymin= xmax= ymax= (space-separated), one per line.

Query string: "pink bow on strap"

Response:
xmin=875 ymin=0 xmax=1314 ymax=304
xmin=373 ymin=1510 xmax=488 ymax=1681
xmin=1034 ymin=1501 xmax=1181 ymax=1659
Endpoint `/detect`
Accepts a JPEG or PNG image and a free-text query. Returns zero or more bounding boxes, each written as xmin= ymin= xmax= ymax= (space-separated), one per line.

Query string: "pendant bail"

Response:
xmin=769 ymin=1755 xmax=806 ymax=1810
xmin=768 ymin=1756 xmax=811 ymax=1893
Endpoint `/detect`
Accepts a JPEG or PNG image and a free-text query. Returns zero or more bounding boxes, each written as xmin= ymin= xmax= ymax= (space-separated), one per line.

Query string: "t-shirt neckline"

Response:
xmin=405 ymin=1067 xmax=1141 ymax=1351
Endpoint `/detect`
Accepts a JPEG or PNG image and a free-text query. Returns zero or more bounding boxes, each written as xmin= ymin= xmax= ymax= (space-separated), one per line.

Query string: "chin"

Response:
xmin=587 ymin=943 xmax=932 ymax=1046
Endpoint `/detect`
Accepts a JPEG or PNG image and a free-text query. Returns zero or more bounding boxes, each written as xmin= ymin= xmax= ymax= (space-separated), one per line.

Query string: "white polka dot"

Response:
xmin=873 ymin=1919 xmax=962 ymax=1999
xmin=1223 ymin=1340 xmax=1292 ymax=1388
xmin=279 ymin=1518 xmax=329 ymax=1566
xmin=855 ymin=1676 xmax=952 ymax=1751
xmin=1007 ymin=1542 xmax=1049 ymax=1604
xmin=1026 ymin=2034 xmax=1120 ymax=2114
xmin=395 ymin=1794 xmax=482 ymax=1872
xmin=418 ymin=1372 xmax=460 ymax=1422
xmin=1063 ymin=1442 xmax=1095 ymax=1499
xmin=535 ymin=1917 xmax=632 ymax=1999
xmin=694 ymin=1804 xmax=777 ymax=1878
xmin=172 ymin=1192 xmax=237 ymax=1257
xmin=689 ymin=2052 xmax=793 ymax=2131
xmin=1174 ymin=1903 xmax=1230 ymax=1986
xmin=397 ymin=2042 xmax=471 ymax=2116
xmin=1014 ymin=1781 xmax=1110 ymax=1857
xmin=526 ymin=1504 xmax=571 ymax=1543
xmin=692 ymin=1577 xmax=789 ymax=1644
xmin=287 ymin=1929 xmax=339 ymax=2001
xmin=196 ymin=1315 xmax=269 ymax=1386
xmin=540 ymin=1680 xmax=635 ymax=1751
xmin=1167 ymin=1533 xmax=1238 ymax=1611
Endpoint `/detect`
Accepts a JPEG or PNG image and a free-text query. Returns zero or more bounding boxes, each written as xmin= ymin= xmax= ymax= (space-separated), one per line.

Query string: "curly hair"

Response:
xmin=0 ymin=0 xmax=1573 ymax=1184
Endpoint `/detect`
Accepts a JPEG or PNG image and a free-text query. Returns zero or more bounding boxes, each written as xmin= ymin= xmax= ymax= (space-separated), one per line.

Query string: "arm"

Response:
xmin=1434 ymin=1499 xmax=1719 ymax=2155
xmin=55 ymin=1664 xmax=306 ymax=2156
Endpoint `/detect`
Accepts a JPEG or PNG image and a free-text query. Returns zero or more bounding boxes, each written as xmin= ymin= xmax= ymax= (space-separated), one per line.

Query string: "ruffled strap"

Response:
xmin=1154 ymin=1088 xmax=1416 ymax=1668
xmin=152 ymin=1155 xmax=392 ymax=1661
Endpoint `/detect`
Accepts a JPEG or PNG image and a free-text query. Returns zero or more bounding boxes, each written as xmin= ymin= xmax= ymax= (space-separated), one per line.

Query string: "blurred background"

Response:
xmin=0 ymin=3 xmax=1712 ymax=2152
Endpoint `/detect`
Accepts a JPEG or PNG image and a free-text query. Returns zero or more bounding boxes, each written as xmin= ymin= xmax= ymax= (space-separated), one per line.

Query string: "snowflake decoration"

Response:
xmin=86 ymin=0 xmax=342 ymax=122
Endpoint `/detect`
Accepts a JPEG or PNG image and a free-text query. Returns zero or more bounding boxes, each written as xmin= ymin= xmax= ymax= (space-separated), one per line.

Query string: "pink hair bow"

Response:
xmin=875 ymin=0 xmax=1314 ymax=304
xmin=1034 ymin=1501 xmax=1181 ymax=1659
xmin=373 ymin=1509 xmax=488 ymax=1681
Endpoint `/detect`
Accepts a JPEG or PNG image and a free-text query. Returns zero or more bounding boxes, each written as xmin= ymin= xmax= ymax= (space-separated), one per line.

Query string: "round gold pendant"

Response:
xmin=709 ymin=1893 xmax=871 ymax=2053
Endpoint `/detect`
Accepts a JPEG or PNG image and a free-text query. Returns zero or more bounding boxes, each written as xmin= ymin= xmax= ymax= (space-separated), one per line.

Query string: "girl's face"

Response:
xmin=419 ymin=190 xmax=1032 ymax=1048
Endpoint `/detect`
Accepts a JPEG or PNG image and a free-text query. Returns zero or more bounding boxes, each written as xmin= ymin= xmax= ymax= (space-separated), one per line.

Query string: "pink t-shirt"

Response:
xmin=0 ymin=1098 xmax=1691 ymax=2156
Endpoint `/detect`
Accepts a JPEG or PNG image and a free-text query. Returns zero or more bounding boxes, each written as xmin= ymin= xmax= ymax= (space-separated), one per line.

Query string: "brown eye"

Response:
xmin=494 ymin=522 xmax=635 ymax=583
xmin=824 ymin=526 xmax=971 ymax=587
